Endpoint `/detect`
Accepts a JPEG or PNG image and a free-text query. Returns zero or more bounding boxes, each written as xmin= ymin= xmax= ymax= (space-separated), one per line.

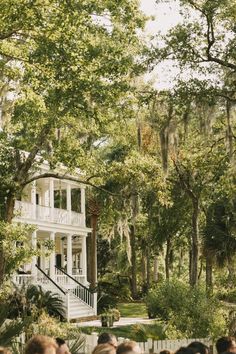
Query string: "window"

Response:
xmin=54 ymin=190 xmax=67 ymax=209
xmin=71 ymin=188 xmax=81 ymax=213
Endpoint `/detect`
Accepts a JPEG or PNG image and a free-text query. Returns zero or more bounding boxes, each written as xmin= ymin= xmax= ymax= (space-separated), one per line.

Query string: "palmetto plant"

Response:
xmin=0 ymin=304 xmax=28 ymax=347
xmin=68 ymin=337 xmax=85 ymax=354
xmin=8 ymin=284 xmax=64 ymax=319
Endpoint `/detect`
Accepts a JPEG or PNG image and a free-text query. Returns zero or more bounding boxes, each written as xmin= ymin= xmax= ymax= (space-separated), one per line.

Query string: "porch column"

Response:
xmin=81 ymin=187 xmax=85 ymax=226
xmin=49 ymin=232 xmax=55 ymax=279
xmin=61 ymin=239 xmax=65 ymax=268
xmin=31 ymin=230 xmax=37 ymax=279
xmin=49 ymin=178 xmax=54 ymax=222
xmin=66 ymin=183 xmax=71 ymax=223
xmin=67 ymin=233 xmax=73 ymax=275
xmin=31 ymin=181 xmax=36 ymax=219
xmin=81 ymin=235 xmax=87 ymax=278
xmin=41 ymin=243 xmax=46 ymax=272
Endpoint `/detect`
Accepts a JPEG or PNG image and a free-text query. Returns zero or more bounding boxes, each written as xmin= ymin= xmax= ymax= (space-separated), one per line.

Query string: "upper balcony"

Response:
xmin=14 ymin=177 xmax=86 ymax=228
xmin=14 ymin=201 xmax=85 ymax=227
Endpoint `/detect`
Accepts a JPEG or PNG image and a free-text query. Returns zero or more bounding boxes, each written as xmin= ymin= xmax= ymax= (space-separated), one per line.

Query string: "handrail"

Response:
xmin=36 ymin=265 xmax=67 ymax=295
xmin=55 ymin=266 xmax=93 ymax=294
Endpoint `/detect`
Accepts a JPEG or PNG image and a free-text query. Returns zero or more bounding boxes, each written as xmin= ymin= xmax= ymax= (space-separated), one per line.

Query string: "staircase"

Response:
xmin=36 ymin=265 xmax=97 ymax=321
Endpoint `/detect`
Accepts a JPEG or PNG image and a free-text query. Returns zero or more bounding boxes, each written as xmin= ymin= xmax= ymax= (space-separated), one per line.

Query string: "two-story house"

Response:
xmin=13 ymin=161 xmax=97 ymax=321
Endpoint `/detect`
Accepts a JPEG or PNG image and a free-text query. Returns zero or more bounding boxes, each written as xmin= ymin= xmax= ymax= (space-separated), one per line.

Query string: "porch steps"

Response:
xmin=36 ymin=265 xmax=97 ymax=321
xmin=69 ymin=294 xmax=95 ymax=319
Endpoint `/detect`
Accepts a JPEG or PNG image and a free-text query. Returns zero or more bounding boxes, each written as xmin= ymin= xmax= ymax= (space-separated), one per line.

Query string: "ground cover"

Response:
xmin=117 ymin=302 xmax=147 ymax=318
xmin=79 ymin=324 xmax=148 ymax=341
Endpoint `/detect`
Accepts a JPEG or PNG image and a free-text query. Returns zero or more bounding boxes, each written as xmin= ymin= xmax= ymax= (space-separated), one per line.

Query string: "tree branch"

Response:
xmin=22 ymin=173 xmax=120 ymax=196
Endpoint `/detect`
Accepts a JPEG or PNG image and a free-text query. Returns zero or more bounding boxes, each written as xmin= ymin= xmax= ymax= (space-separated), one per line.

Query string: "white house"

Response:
xmin=13 ymin=161 xmax=97 ymax=321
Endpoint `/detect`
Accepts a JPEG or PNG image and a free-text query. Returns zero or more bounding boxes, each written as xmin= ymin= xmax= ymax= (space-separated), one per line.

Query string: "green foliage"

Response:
xmin=0 ymin=222 xmax=35 ymax=286
xmin=117 ymin=302 xmax=147 ymax=318
xmin=7 ymin=284 xmax=64 ymax=319
xmin=145 ymin=280 xmax=226 ymax=338
xmin=97 ymin=276 xmax=132 ymax=313
xmin=0 ymin=304 xmax=29 ymax=347
xmin=27 ymin=311 xmax=84 ymax=341
xmin=131 ymin=322 xmax=167 ymax=341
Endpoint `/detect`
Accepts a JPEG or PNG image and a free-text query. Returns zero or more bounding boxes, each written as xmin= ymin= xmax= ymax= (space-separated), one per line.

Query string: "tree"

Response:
xmin=0 ymin=0 xmax=146 ymax=285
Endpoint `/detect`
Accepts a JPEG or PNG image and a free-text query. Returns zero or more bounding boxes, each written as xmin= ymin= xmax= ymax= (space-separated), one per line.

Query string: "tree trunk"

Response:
xmin=146 ymin=244 xmax=150 ymax=289
xmin=178 ymin=248 xmax=183 ymax=277
xmin=190 ymin=199 xmax=199 ymax=286
xmin=153 ymin=255 xmax=158 ymax=282
xmin=87 ymin=234 xmax=92 ymax=283
xmin=90 ymin=214 xmax=98 ymax=290
xmin=226 ymin=100 xmax=234 ymax=161
xmin=206 ymin=254 xmax=213 ymax=291
xmin=165 ymin=237 xmax=171 ymax=280
xmin=0 ymin=193 xmax=15 ymax=285
xmin=130 ymin=223 xmax=137 ymax=299
xmin=141 ymin=251 xmax=147 ymax=285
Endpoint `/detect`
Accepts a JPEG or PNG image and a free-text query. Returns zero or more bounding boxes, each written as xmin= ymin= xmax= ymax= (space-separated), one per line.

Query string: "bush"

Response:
xmin=217 ymin=288 xmax=236 ymax=303
xmin=131 ymin=322 xmax=167 ymax=341
xmin=97 ymin=277 xmax=131 ymax=314
xmin=145 ymin=280 xmax=226 ymax=338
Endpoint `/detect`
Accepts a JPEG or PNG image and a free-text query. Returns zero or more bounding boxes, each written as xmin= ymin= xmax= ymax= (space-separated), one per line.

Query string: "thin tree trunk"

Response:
xmin=178 ymin=248 xmax=183 ymax=277
xmin=165 ymin=237 xmax=171 ymax=280
xmin=206 ymin=254 xmax=213 ymax=291
xmin=0 ymin=193 xmax=15 ymax=285
xmin=189 ymin=249 xmax=192 ymax=285
xmin=146 ymin=245 xmax=150 ymax=289
xmin=226 ymin=100 xmax=234 ymax=161
xmin=141 ymin=251 xmax=147 ymax=285
xmin=190 ymin=199 xmax=199 ymax=286
xmin=90 ymin=215 xmax=98 ymax=290
xmin=130 ymin=224 xmax=137 ymax=299
xmin=153 ymin=255 xmax=158 ymax=282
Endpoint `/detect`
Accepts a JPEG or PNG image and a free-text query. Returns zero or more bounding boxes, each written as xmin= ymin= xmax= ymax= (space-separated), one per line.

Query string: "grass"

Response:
xmin=117 ymin=302 xmax=147 ymax=318
xmin=79 ymin=324 xmax=149 ymax=341
xmin=79 ymin=302 xmax=148 ymax=340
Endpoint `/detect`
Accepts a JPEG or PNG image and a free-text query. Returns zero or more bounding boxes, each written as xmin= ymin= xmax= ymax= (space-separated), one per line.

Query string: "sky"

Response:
xmin=140 ymin=0 xmax=181 ymax=35
xmin=139 ymin=0 xmax=182 ymax=89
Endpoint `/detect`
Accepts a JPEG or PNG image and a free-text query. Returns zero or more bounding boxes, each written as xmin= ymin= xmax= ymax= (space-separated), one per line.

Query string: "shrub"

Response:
xmin=131 ymin=322 xmax=167 ymax=341
xmin=97 ymin=277 xmax=130 ymax=313
xmin=7 ymin=284 xmax=64 ymax=319
xmin=145 ymin=280 xmax=227 ymax=338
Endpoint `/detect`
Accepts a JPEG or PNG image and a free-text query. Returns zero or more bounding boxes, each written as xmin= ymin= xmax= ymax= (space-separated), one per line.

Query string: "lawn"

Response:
xmin=80 ymin=325 xmax=136 ymax=339
xmin=117 ymin=302 xmax=147 ymax=318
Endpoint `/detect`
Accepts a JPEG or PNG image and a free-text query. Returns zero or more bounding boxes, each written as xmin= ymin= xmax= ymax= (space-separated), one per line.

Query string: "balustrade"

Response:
xmin=14 ymin=201 xmax=84 ymax=226
xmin=14 ymin=274 xmax=33 ymax=286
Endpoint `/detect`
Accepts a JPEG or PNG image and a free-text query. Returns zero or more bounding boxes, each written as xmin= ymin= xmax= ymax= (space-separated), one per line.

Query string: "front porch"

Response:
xmin=14 ymin=230 xmax=88 ymax=288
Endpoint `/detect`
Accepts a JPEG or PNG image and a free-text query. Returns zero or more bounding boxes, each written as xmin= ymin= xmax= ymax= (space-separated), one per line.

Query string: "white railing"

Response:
xmin=73 ymin=275 xmax=86 ymax=285
xmin=55 ymin=267 xmax=71 ymax=287
xmin=15 ymin=201 xmax=34 ymax=219
xmin=55 ymin=267 xmax=95 ymax=310
xmin=71 ymin=284 xmax=94 ymax=308
xmin=54 ymin=208 xmax=70 ymax=224
xmin=72 ymin=268 xmax=83 ymax=275
xmin=83 ymin=334 xmax=214 ymax=354
xmin=71 ymin=211 xmax=85 ymax=226
xmin=14 ymin=274 xmax=33 ymax=286
xmin=36 ymin=205 xmax=51 ymax=221
xmin=14 ymin=201 xmax=84 ymax=226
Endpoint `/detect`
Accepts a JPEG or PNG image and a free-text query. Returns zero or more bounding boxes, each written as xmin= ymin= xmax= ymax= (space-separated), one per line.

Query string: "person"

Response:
xmin=55 ymin=338 xmax=71 ymax=354
xmin=216 ymin=337 xmax=236 ymax=354
xmin=160 ymin=350 xmax=173 ymax=354
xmin=188 ymin=341 xmax=209 ymax=354
xmin=97 ymin=333 xmax=118 ymax=349
xmin=0 ymin=347 xmax=11 ymax=354
xmin=175 ymin=347 xmax=195 ymax=354
xmin=25 ymin=335 xmax=58 ymax=354
xmin=116 ymin=340 xmax=141 ymax=354
xmin=92 ymin=344 xmax=116 ymax=354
